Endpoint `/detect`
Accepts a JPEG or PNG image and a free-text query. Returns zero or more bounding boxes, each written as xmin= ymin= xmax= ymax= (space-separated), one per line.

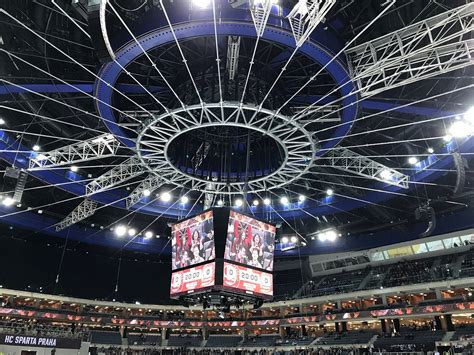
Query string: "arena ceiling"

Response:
xmin=0 ymin=0 xmax=473 ymax=256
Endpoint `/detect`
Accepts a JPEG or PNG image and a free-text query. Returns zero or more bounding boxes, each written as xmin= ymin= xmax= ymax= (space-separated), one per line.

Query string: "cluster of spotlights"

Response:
xmin=313 ymin=229 xmax=340 ymax=242
xmin=114 ymin=225 xmax=159 ymax=239
xmin=281 ymin=236 xmax=299 ymax=244
xmin=229 ymin=190 xmax=334 ymax=208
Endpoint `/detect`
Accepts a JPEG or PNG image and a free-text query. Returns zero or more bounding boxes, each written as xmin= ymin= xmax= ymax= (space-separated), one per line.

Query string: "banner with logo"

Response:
xmin=223 ymin=262 xmax=273 ymax=296
xmin=170 ymin=262 xmax=215 ymax=296
xmin=0 ymin=334 xmax=81 ymax=349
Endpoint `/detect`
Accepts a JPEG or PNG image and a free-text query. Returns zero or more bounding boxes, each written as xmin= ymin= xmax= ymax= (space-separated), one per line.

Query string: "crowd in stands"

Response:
xmin=0 ymin=319 xmax=88 ymax=340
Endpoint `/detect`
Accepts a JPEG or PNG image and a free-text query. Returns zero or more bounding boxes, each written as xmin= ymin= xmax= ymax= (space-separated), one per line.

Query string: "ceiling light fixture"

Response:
xmin=160 ymin=192 xmax=171 ymax=202
xmin=115 ymin=225 xmax=127 ymax=237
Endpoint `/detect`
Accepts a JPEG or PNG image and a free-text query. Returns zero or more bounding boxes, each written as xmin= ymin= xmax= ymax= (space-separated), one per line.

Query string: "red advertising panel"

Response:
xmin=170 ymin=262 xmax=215 ymax=297
xmin=223 ymin=262 xmax=273 ymax=297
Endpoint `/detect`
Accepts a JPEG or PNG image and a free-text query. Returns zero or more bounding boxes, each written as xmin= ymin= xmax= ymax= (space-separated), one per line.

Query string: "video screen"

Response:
xmin=224 ymin=210 xmax=276 ymax=271
xmin=171 ymin=210 xmax=215 ymax=270
xmin=170 ymin=262 xmax=215 ymax=297
xmin=223 ymin=262 xmax=273 ymax=297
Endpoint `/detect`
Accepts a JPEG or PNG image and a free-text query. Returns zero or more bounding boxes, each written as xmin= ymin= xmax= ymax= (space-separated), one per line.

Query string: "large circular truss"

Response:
xmin=137 ymin=102 xmax=317 ymax=195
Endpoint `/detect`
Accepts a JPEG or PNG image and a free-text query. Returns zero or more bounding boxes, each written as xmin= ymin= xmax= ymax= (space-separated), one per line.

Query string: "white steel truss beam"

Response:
xmin=346 ymin=3 xmax=474 ymax=97
xmin=326 ymin=148 xmax=409 ymax=189
xmin=249 ymin=0 xmax=274 ymax=37
xmin=55 ymin=199 xmax=98 ymax=231
xmin=86 ymin=156 xmax=146 ymax=195
xmin=353 ymin=40 xmax=474 ymax=97
xmin=126 ymin=174 xmax=164 ymax=209
xmin=227 ymin=36 xmax=241 ymax=80
xmin=287 ymin=0 xmax=336 ymax=47
xmin=29 ymin=134 xmax=120 ymax=170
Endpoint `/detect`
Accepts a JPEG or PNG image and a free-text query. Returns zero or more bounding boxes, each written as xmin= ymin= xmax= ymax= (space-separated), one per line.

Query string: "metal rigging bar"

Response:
xmin=55 ymin=199 xmax=98 ymax=231
xmin=346 ymin=3 xmax=474 ymax=96
xmin=326 ymin=148 xmax=409 ymax=189
xmin=126 ymin=174 xmax=164 ymax=209
xmin=249 ymin=0 xmax=274 ymax=37
xmin=29 ymin=134 xmax=120 ymax=170
xmin=86 ymin=156 xmax=146 ymax=195
xmin=227 ymin=36 xmax=241 ymax=80
xmin=287 ymin=0 xmax=336 ymax=48
xmin=354 ymin=39 xmax=474 ymax=97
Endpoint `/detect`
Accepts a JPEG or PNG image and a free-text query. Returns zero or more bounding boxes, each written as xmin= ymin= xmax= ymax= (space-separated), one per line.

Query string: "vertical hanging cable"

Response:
xmin=114 ymin=256 xmax=122 ymax=294
xmin=54 ymin=226 xmax=71 ymax=292
xmin=242 ymin=131 xmax=252 ymax=211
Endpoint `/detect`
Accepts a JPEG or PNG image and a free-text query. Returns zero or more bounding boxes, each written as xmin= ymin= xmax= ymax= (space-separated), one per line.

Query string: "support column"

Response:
xmin=445 ymin=314 xmax=455 ymax=331
xmin=393 ymin=318 xmax=400 ymax=333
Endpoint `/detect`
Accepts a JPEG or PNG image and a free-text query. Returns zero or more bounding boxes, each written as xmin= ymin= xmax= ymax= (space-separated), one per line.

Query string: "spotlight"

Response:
xmin=235 ymin=199 xmax=243 ymax=207
xmin=298 ymin=195 xmax=306 ymax=202
xmin=0 ymin=118 xmax=5 ymax=125
xmin=180 ymin=196 xmax=189 ymax=204
xmin=143 ymin=189 xmax=151 ymax=197
xmin=115 ymin=225 xmax=127 ymax=237
xmin=449 ymin=120 xmax=473 ymax=138
xmin=464 ymin=107 xmax=474 ymax=123
xmin=217 ymin=200 xmax=224 ymax=206
xmin=2 ymin=197 xmax=14 ymax=207
xmin=192 ymin=0 xmax=210 ymax=8
xmin=32 ymin=145 xmax=40 ymax=152
xmin=144 ymin=231 xmax=153 ymax=239
xmin=70 ymin=166 xmax=78 ymax=172
xmin=318 ymin=232 xmax=327 ymax=242
xmin=280 ymin=196 xmax=289 ymax=205
xmin=325 ymin=230 xmax=337 ymax=242
xmin=37 ymin=210 xmax=43 ymax=214
xmin=379 ymin=169 xmax=392 ymax=180
xmin=263 ymin=198 xmax=271 ymax=205
xmin=128 ymin=228 xmax=136 ymax=237
xmin=408 ymin=157 xmax=418 ymax=165
xmin=326 ymin=189 xmax=334 ymax=196
xmin=443 ymin=135 xmax=453 ymax=142
xmin=35 ymin=154 xmax=48 ymax=161
xmin=281 ymin=236 xmax=289 ymax=244
xmin=427 ymin=147 xmax=434 ymax=154
xmin=252 ymin=199 xmax=259 ymax=206
xmin=290 ymin=236 xmax=298 ymax=243
xmin=160 ymin=192 xmax=171 ymax=202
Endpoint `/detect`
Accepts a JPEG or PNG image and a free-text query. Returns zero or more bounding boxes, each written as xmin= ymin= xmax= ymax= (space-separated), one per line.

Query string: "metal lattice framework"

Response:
xmin=136 ymin=102 xmax=317 ymax=195
xmin=226 ymin=36 xmax=241 ymax=81
xmin=28 ymin=134 xmax=120 ymax=170
xmin=86 ymin=156 xmax=147 ymax=195
xmin=287 ymin=0 xmax=336 ymax=48
xmin=55 ymin=199 xmax=98 ymax=231
xmin=126 ymin=174 xmax=164 ymax=209
xmin=249 ymin=0 xmax=274 ymax=37
xmin=346 ymin=3 xmax=474 ymax=97
xmin=326 ymin=148 xmax=410 ymax=189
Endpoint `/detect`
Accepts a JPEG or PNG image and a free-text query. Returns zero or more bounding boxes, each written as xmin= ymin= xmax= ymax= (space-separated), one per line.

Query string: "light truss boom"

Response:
xmin=86 ymin=156 xmax=146 ymax=195
xmin=287 ymin=0 xmax=336 ymax=47
xmin=346 ymin=3 xmax=474 ymax=97
xmin=126 ymin=174 xmax=164 ymax=209
xmin=326 ymin=148 xmax=409 ymax=189
xmin=29 ymin=134 xmax=120 ymax=170
xmin=249 ymin=0 xmax=274 ymax=37
xmin=55 ymin=199 xmax=98 ymax=231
